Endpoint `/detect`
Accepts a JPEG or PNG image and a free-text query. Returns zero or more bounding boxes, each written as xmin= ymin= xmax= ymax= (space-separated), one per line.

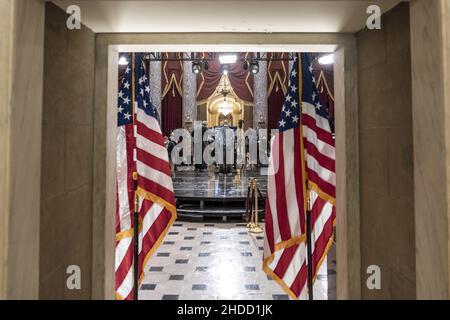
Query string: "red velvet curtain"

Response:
xmin=268 ymin=87 xmax=285 ymax=130
xmin=312 ymin=57 xmax=335 ymax=133
xmin=161 ymin=53 xmax=183 ymax=136
xmin=161 ymin=89 xmax=183 ymax=136
xmin=197 ymin=53 xmax=253 ymax=103
xmin=267 ymin=53 xmax=289 ymax=130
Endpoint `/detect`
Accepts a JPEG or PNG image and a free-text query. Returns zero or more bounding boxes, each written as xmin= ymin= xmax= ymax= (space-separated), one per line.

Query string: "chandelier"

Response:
xmin=217 ymin=76 xmax=233 ymax=116
xmin=218 ymin=99 xmax=233 ymax=116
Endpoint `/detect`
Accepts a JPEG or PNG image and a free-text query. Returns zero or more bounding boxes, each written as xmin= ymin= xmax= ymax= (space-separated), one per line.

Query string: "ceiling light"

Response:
xmin=192 ymin=60 xmax=202 ymax=74
xmin=118 ymin=56 xmax=128 ymax=66
xmin=250 ymin=61 xmax=259 ymax=74
xmin=221 ymin=64 xmax=230 ymax=76
xmin=218 ymin=99 xmax=233 ymax=116
xmin=318 ymin=54 xmax=334 ymax=65
xmin=219 ymin=54 xmax=237 ymax=65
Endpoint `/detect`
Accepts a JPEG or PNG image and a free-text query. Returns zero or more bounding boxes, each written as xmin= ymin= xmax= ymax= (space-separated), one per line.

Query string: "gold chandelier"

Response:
xmin=217 ymin=76 xmax=233 ymax=116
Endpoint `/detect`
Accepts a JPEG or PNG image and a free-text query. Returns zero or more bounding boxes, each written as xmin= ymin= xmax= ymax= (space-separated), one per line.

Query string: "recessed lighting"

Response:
xmin=318 ymin=54 xmax=334 ymax=65
xmin=221 ymin=64 xmax=230 ymax=75
xmin=118 ymin=56 xmax=128 ymax=66
xmin=219 ymin=54 xmax=237 ymax=65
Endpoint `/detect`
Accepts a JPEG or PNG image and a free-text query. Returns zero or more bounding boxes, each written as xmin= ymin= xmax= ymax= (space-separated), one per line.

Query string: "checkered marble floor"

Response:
xmin=139 ymin=221 xmax=336 ymax=300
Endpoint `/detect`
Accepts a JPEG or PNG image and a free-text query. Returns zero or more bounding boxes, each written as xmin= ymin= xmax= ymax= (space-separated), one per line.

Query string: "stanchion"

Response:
xmin=246 ymin=178 xmax=256 ymax=229
xmin=249 ymin=179 xmax=263 ymax=234
xmin=132 ymin=172 xmax=139 ymax=301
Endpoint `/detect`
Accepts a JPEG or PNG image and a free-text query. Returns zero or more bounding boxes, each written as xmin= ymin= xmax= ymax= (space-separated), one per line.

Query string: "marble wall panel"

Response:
xmin=411 ymin=0 xmax=450 ymax=299
xmin=357 ymin=2 xmax=416 ymax=299
xmin=39 ymin=2 xmax=95 ymax=299
xmin=183 ymin=57 xmax=197 ymax=125
xmin=253 ymin=58 xmax=267 ymax=129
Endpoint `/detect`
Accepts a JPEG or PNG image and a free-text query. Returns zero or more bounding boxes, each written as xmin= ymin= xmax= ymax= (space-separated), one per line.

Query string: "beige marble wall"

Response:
xmin=357 ymin=2 xmax=416 ymax=299
xmin=0 ymin=0 xmax=14 ymax=300
xmin=0 ymin=0 xmax=45 ymax=299
xmin=411 ymin=0 xmax=450 ymax=299
xmin=39 ymin=2 xmax=95 ymax=299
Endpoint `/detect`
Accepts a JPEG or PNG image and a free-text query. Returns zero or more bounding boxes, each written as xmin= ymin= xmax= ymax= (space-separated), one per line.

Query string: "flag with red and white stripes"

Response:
xmin=115 ymin=53 xmax=176 ymax=300
xmin=301 ymin=53 xmax=336 ymax=287
xmin=263 ymin=53 xmax=336 ymax=299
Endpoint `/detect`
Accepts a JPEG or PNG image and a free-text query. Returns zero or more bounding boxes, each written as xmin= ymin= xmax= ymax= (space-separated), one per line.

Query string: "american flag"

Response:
xmin=301 ymin=53 xmax=336 ymax=287
xmin=115 ymin=53 xmax=176 ymax=300
xmin=263 ymin=53 xmax=336 ymax=299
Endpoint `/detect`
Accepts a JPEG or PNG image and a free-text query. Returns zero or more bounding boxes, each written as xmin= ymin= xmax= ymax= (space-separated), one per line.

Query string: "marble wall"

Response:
xmin=39 ymin=2 xmax=95 ymax=299
xmin=253 ymin=58 xmax=268 ymax=129
xmin=183 ymin=56 xmax=197 ymax=126
xmin=149 ymin=60 xmax=162 ymax=119
xmin=411 ymin=0 xmax=450 ymax=299
xmin=0 ymin=0 xmax=45 ymax=299
xmin=357 ymin=2 xmax=416 ymax=299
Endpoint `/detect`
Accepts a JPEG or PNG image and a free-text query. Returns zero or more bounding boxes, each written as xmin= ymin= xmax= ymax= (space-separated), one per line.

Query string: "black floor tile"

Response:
xmin=199 ymin=252 xmax=210 ymax=257
xmin=245 ymin=284 xmax=260 ymax=290
xmin=162 ymin=294 xmax=179 ymax=300
xmin=192 ymin=284 xmax=207 ymax=290
xmin=175 ymin=259 xmax=189 ymax=264
xmin=195 ymin=266 xmax=208 ymax=272
xmin=149 ymin=266 xmax=163 ymax=272
xmin=169 ymin=275 xmax=184 ymax=281
xmin=157 ymin=252 xmax=170 ymax=257
xmin=273 ymin=294 xmax=289 ymax=300
xmin=141 ymin=284 xmax=156 ymax=290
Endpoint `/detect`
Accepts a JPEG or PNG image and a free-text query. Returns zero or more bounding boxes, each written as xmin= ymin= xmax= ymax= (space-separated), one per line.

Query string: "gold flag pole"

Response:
xmin=132 ymin=171 xmax=139 ymax=300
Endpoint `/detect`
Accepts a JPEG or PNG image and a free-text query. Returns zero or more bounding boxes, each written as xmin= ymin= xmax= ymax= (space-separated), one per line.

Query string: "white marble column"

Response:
xmin=183 ymin=56 xmax=197 ymax=126
xmin=149 ymin=59 xmax=162 ymax=120
xmin=253 ymin=57 xmax=268 ymax=129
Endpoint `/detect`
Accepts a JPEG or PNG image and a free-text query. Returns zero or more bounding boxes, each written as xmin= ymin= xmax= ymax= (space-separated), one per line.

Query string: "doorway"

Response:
xmin=92 ymin=39 xmax=360 ymax=300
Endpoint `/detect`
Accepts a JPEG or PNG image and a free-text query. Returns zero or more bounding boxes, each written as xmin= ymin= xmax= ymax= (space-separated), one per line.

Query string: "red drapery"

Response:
xmin=267 ymin=53 xmax=289 ymax=130
xmin=197 ymin=52 xmax=253 ymax=103
xmin=312 ymin=58 xmax=335 ymax=133
xmin=161 ymin=89 xmax=183 ymax=137
xmin=267 ymin=86 xmax=285 ymax=130
xmin=161 ymin=52 xmax=183 ymax=136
